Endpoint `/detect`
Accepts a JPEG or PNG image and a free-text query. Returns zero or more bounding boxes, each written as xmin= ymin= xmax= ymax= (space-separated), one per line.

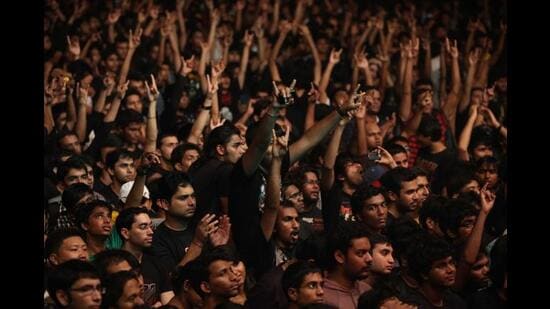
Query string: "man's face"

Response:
xmin=206 ymin=260 xmax=241 ymax=298
xmin=471 ymin=89 xmax=483 ymax=106
xmin=129 ymin=80 xmax=147 ymax=98
xmin=283 ymin=185 xmax=305 ymax=213
xmin=125 ymin=213 xmax=154 ymax=248
xmin=365 ymin=123 xmax=383 ymax=148
xmin=64 ymin=168 xmax=89 ymax=187
xmin=179 ymin=149 xmax=200 ymax=173
xmin=416 ymin=176 xmax=430 ymax=205
xmin=85 ymin=165 xmax=94 ymax=188
xmin=428 ymin=256 xmax=456 ymax=287
xmin=460 ymin=180 xmax=480 ymax=196
xmin=472 ymin=144 xmax=494 ymax=161
xmin=292 ymin=272 xmax=325 ymax=306
xmin=169 ymin=185 xmax=196 ymax=218
xmin=50 ymin=236 xmax=88 ymax=265
xmin=416 ymin=89 xmax=434 ymax=113
xmin=125 ymin=94 xmax=143 ymax=114
xmin=60 ymin=134 xmax=82 ymax=155
xmin=63 ymin=278 xmax=102 ymax=309
xmin=359 ymin=194 xmax=388 ymax=231
xmin=116 ymin=41 xmax=129 ymax=59
xmin=84 ymin=206 xmax=112 ymax=237
xmin=393 ymin=152 xmax=409 ymax=169
xmin=275 ymin=207 xmax=300 ymax=247
xmin=343 ymin=237 xmax=373 ymax=280
xmin=123 ymin=123 xmax=142 ymax=145
xmin=469 ymin=255 xmax=490 ymax=286
xmin=475 ymin=163 xmax=498 ymax=188
xmin=366 ymin=89 xmax=381 ymax=114
xmin=159 ymin=136 xmax=179 ymax=161
xmin=117 ymin=278 xmax=145 ymax=309
xmin=457 ymin=215 xmax=477 ymax=242
xmin=111 ymin=157 xmax=136 ymax=184
xmin=370 ymin=243 xmax=395 ymax=275
xmin=396 ymin=179 xmax=419 ymax=213
xmin=106 ymin=260 xmax=132 ymax=274
xmin=343 ymin=162 xmax=364 ymax=186
xmin=104 ymin=53 xmax=120 ymax=72
xmin=302 ymin=172 xmax=320 ymax=204
xmin=222 ymin=134 xmax=246 ymax=164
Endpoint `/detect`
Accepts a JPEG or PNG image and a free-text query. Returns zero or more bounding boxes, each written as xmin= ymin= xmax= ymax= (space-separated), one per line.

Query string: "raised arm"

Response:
xmin=106 ymin=9 xmax=121 ymax=44
xmin=321 ymin=118 xmax=349 ymax=191
xmin=125 ymin=153 xmax=161 ymax=209
xmin=318 ymin=48 xmax=342 ymax=104
xmin=304 ymin=83 xmax=320 ymax=130
xmin=354 ymin=50 xmax=374 ymax=87
xmin=261 ymin=129 xmax=288 ymax=240
xmin=421 ymin=36 xmax=432 ymax=80
xmin=142 ymin=6 xmax=160 ymax=38
xmin=144 ymin=75 xmax=160 ymax=153
xmin=166 ymin=14 xmax=183 ymax=75
xmin=118 ymin=28 xmax=143 ymax=86
xmin=298 ymin=24 xmax=322 ymax=85
xmin=269 ymin=0 xmax=281 ymax=36
xmin=399 ymin=41 xmax=414 ymax=122
xmin=482 ymin=106 xmax=507 ymax=140
xmin=238 ymin=31 xmax=254 ymax=90
xmin=104 ymin=81 xmax=129 ymax=123
xmin=489 ymin=22 xmax=507 ymax=66
xmin=269 ymin=20 xmax=292 ymax=82
xmin=441 ymin=38 xmax=462 ymax=135
xmin=457 ymin=105 xmax=478 ymax=161
xmin=235 ymin=0 xmax=245 ymax=32
xmin=459 ymin=49 xmax=480 ymax=114
xmin=355 ymin=97 xmax=368 ymax=155
xmin=74 ymin=84 xmax=89 ymax=143
xmin=65 ymin=82 xmax=78 ymax=131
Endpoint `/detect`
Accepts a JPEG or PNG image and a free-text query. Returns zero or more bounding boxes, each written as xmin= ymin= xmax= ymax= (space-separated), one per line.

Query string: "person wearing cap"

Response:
xmin=119 ymin=180 xmax=164 ymax=229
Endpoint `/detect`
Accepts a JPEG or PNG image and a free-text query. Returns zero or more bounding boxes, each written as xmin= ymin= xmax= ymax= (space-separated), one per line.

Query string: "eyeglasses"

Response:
xmin=287 ymin=191 xmax=303 ymax=200
xmin=70 ymin=284 xmax=105 ymax=295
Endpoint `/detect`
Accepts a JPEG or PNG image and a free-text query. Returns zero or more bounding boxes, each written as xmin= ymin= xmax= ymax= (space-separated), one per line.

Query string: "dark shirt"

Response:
xmin=151 ymin=222 xmax=194 ymax=273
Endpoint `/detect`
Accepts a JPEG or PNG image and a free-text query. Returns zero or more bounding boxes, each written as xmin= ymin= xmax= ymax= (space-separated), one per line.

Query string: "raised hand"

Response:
xmin=236 ymin=0 xmax=245 ymax=11
xmin=116 ymin=81 xmax=130 ymax=99
xmin=129 ymin=28 xmax=143 ymax=50
xmin=209 ymin=215 xmax=231 ymax=246
xmin=179 ymin=55 xmax=195 ymax=76
xmin=145 ymin=74 xmax=159 ymax=102
xmin=279 ymin=20 xmax=292 ymax=34
xmin=271 ymin=124 xmax=290 ymax=159
xmin=138 ymin=152 xmax=162 ymax=175
xmin=209 ymin=117 xmax=226 ymax=130
xmin=339 ymin=84 xmax=363 ymax=114
xmin=468 ymin=48 xmax=480 ymax=66
xmin=67 ymin=36 xmax=81 ymax=57
xmin=206 ymin=74 xmax=219 ymax=95
xmin=307 ymin=82 xmax=320 ymax=104
xmin=195 ymin=214 xmax=219 ymax=244
xmin=243 ymin=30 xmax=254 ymax=46
xmin=445 ymin=37 xmax=459 ymax=59
xmin=149 ymin=6 xmax=160 ymax=20
xmin=354 ymin=50 xmax=369 ymax=70
xmin=272 ymin=79 xmax=296 ymax=107
xmin=375 ymin=146 xmax=397 ymax=168
xmin=480 ymin=183 xmax=496 ymax=214
xmin=107 ymin=9 xmax=121 ymax=25
xmin=297 ymin=24 xmax=311 ymax=37
xmin=211 ymin=61 xmax=226 ymax=80
xmin=329 ymin=48 xmax=343 ymax=64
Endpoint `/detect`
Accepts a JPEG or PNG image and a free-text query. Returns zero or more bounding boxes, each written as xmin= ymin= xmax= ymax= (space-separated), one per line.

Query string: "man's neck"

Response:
xmin=203 ymin=295 xmax=225 ymax=309
xmin=430 ymin=141 xmax=446 ymax=154
xmin=99 ymin=171 xmax=112 ymax=186
xmin=327 ymin=268 xmax=355 ymax=290
xmin=110 ymin=180 xmax=122 ymax=196
xmin=163 ymin=216 xmax=189 ymax=231
xmin=419 ymin=283 xmax=445 ymax=307
xmin=122 ymin=242 xmax=144 ymax=263
xmin=161 ymin=159 xmax=174 ymax=172
xmin=86 ymin=234 xmax=107 ymax=255
xmin=387 ymin=203 xmax=400 ymax=219
xmin=365 ymin=271 xmax=379 ymax=287
xmin=410 ymin=210 xmax=420 ymax=223
xmin=303 ymin=200 xmax=317 ymax=213
xmin=342 ymin=182 xmax=357 ymax=196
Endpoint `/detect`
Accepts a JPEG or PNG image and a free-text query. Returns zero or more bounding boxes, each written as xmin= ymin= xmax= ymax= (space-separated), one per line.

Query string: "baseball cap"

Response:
xmin=119 ymin=181 xmax=150 ymax=203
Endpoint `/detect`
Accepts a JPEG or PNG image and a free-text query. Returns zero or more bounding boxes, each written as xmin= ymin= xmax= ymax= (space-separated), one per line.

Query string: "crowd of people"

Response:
xmin=44 ymin=0 xmax=507 ymax=308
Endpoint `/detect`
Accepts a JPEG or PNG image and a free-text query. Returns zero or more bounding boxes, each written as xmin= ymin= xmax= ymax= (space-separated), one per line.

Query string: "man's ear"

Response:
xmin=334 ymin=249 xmax=346 ymax=265
xmin=55 ymin=290 xmax=70 ymax=306
xmin=174 ymin=162 xmax=184 ymax=172
xmin=200 ymin=282 xmax=211 ymax=294
xmin=121 ymin=228 xmax=130 ymax=241
xmin=48 ymin=253 xmax=60 ymax=266
xmin=157 ymin=199 xmax=169 ymax=211
xmin=426 ymin=218 xmax=436 ymax=230
xmin=215 ymin=144 xmax=226 ymax=157
xmin=80 ymin=222 xmax=89 ymax=232
xmin=387 ymin=191 xmax=398 ymax=202
xmin=287 ymin=287 xmax=298 ymax=302
xmin=107 ymin=167 xmax=115 ymax=177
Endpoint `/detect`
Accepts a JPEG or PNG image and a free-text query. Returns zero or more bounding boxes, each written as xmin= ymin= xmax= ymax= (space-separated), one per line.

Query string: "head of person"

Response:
xmin=105 ymin=149 xmax=136 ymax=186
xmin=92 ymin=249 xmax=141 ymax=280
xmin=171 ymin=259 xmax=205 ymax=308
xmin=419 ymin=195 xmax=448 ymax=238
xmin=358 ymin=280 xmax=418 ymax=309
xmin=282 ymin=182 xmax=305 ymax=213
xmin=115 ymin=36 xmax=129 ymax=59
xmin=417 ymin=114 xmax=441 ymax=147
xmin=196 ymin=245 xmax=242 ymax=300
xmin=47 ymin=260 xmax=102 ymax=309
xmin=274 ymin=204 xmax=301 ymax=249
xmin=411 ymin=167 xmax=430 ymax=205
xmin=364 ymin=86 xmax=382 ymax=115
xmin=334 ymin=153 xmax=364 ymax=187
xmin=351 ymin=185 xmax=388 ymax=232
xmin=57 ymin=157 xmax=89 ymax=189
xmin=119 ymin=180 xmax=152 ymax=210
xmin=203 ymin=124 xmax=245 ymax=164
xmin=157 ymin=172 xmax=196 ymax=220
xmin=379 ymin=167 xmax=419 ymax=214
xmin=122 ymin=89 xmax=144 ymax=114
xmin=385 ymin=216 xmax=423 ymax=267
xmin=57 ymin=130 xmax=82 ymax=155
xmin=171 ymin=143 xmax=201 ymax=173
xmin=117 ymin=109 xmax=144 ymax=146
xmin=46 ymin=228 xmax=88 ymax=266
xmin=386 ymin=136 xmax=411 ymax=158
xmin=282 ymin=261 xmax=325 ymax=306
xmin=62 ymin=182 xmax=95 ymax=218
xmin=385 ymin=144 xmax=409 ymax=169
xmin=116 ymin=207 xmax=154 ymax=249
xmin=70 ymin=155 xmax=96 ymax=188
xmin=474 ymin=156 xmax=500 ymax=189
xmin=102 ymin=270 xmax=145 ymax=308
xmin=368 ymin=234 xmax=395 ymax=276
xmin=413 ymin=80 xmax=434 ymax=114
xmin=75 ymin=200 xmax=113 ymax=238
xmin=469 ymin=252 xmax=490 ymax=288
xmin=158 ymin=133 xmax=180 ymax=163
xmin=440 ymin=199 xmax=478 ymax=245
xmin=470 ymin=86 xmax=484 ymax=106
xmin=102 ymin=48 xmax=121 ymax=73
xmin=326 ymin=221 xmax=373 ymax=280
xmin=469 ymin=127 xmax=495 ymax=161
xmin=296 ymin=165 xmax=321 ymax=206
xmin=98 ymin=134 xmax=124 ymax=168
xmin=445 ymin=163 xmax=480 ymax=198
xmin=407 ymin=234 xmax=456 ymax=288
xmin=365 ymin=122 xmax=383 ymax=148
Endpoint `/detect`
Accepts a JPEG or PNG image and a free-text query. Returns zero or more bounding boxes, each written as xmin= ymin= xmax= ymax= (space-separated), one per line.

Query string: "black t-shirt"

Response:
xmin=407 ymin=288 xmax=467 ymax=309
xmin=94 ymin=182 xmax=120 ymax=209
xmin=322 ymin=182 xmax=353 ymax=234
xmin=415 ymin=147 xmax=457 ymax=194
xmin=467 ymin=287 xmax=507 ymax=309
xmin=151 ymin=222 xmax=194 ymax=273
xmin=189 ymin=158 xmax=233 ymax=220
xmin=141 ymin=253 xmax=173 ymax=306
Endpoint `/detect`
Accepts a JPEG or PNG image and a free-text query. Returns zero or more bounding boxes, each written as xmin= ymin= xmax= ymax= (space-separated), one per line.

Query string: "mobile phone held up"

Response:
xmin=368 ymin=150 xmax=381 ymax=161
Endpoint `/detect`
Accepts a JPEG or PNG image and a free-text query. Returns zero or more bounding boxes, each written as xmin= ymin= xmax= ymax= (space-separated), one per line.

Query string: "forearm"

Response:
xmin=490 ymin=32 xmax=506 ymax=66
xmin=66 ymin=93 xmax=77 ymax=130
xmin=304 ymin=34 xmax=322 ymax=84
xmin=442 ymin=58 xmax=461 ymax=134
xmin=378 ymin=60 xmax=390 ymax=95
xmin=235 ymin=110 xmax=253 ymax=127
xmin=145 ymin=102 xmax=158 ymax=153
xmin=475 ymin=59 xmax=490 ymax=88
xmin=187 ymin=108 xmax=211 ymax=144
xmin=291 ymin=1 xmax=306 ymax=31
xmin=319 ymin=63 xmax=336 ymax=99
xmin=351 ymin=66 xmax=359 ymax=91
xmin=124 ymin=174 xmax=147 ymax=209
xmin=143 ymin=18 xmax=157 ymax=37
xmin=94 ymin=89 xmax=108 ymax=113
xmin=177 ymin=11 xmax=187 ymax=52
xmin=235 ymin=9 xmax=243 ymax=32
xmin=168 ymin=32 xmax=182 ymax=71
xmin=44 ymin=105 xmax=55 ymax=134
xmin=157 ymin=37 xmax=166 ymax=67
xmin=356 ymin=117 xmax=368 ymax=155
xmin=104 ymin=97 xmax=122 ymax=122
xmin=458 ymin=113 xmax=477 ymax=154
xmin=459 ymin=65 xmax=476 ymax=113
xmin=321 ymin=125 xmax=345 ymax=190
xmin=423 ymin=47 xmax=432 ymax=79
xmin=362 ymin=67 xmax=375 ymax=87
xmin=269 ymin=0 xmax=281 ymax=36
xmin=399 ymin=58 xmax=413 ymax=122
xmin=465 ymin=30 xmax=475 ymax=54
xmin=305 ymin=101 xmax=316 ymax=130
xmin=404 ymin=109 xmax=424 ymax=136
xmin=118 ymin=49 xmax=136 ymax=86
xmin=238 ymin=46 xmax=251 ymax=90
xmin=178 ymin=241 xmax=203 ymax=267
xmin=75 ymin=102 xmax=88 ymax=143
xmin=289 ymin=111 xmax=341 ymax=164
xmin=108 ymin=24 xmax=116 ymax=44
xmin=261 ymin=158 xmax=281 ymax=240
xmin=81 ymin=39 xmax=94 ymax=60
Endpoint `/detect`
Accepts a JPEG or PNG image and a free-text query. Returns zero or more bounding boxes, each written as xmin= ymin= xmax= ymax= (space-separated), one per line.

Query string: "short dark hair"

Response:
xmin=379 ymin=167 xmax=417 ymax=194
xmin=105 ymin=149 xmax=134 ymax=169
xmin=196 ymin=245 xmax=240 ymax=296
xmin=47 ymin=260 xmax=100 ymax=307
xmin=445 ymin=162 xmax=477 ymax=197
xmin=367 ymin=233 xmax=391 ymax=248
xmin=62 ymin=183 xmax=94 ymax=215
xmin=440 ymin=199 xmax=477 ymax=237
xmin=102 ymin=271 xmax=141 ymax=308
xmin=56 ymin=156 xmax=88 ymax=183
xmin=334 ymin=153 xmax=361 ymax=179
xmin=419 ymin=195 xmax=448 ymax=230
xmin=171 ymin=143 xmax=201 ymax=165
xmin=75 ymin=200 xmax=113 ymax=230
xmin=157 ymin=172 xmax=193 ymax=201
xmin=117 ymin=109 xmax=144 ymax=129
xmin=418 ymin=114 xmax=441 ymax=142
xmin=489 ymin=235 xmax=507 ymax=288
xmin=203 ymin=124 xmax=240 ymax=158
xmin=281 ymin=261 xmax=322 ymax=301
xmin=385 ymin=216 xmax=423 ymax=263
xmin=407 ymin=234 xmax=454 ymax=282
xmin=351 ymin=184 xmax=386 ymax=216
xmin=171 ymin=259 xmax=203 ymax=295
xmin=115 ymin=207 xmax=150 ymax=240
xmin=385 ymin=144 xmax=407 ymax=157
xmin=92 ymin=249 xmax=140 ymax=279
xmin=326 ymin=221 xmax=371 ymax=269
xmin=45 ymin=228 xmax=86 ymax=258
